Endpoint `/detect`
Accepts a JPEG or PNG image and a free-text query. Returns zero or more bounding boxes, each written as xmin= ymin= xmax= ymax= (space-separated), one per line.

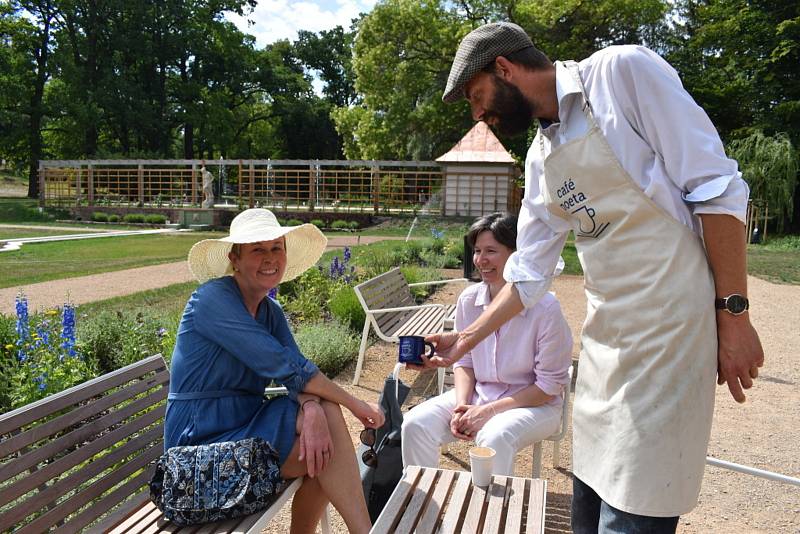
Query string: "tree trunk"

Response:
xmin=27 ymin=5 xmax=53 ymax=199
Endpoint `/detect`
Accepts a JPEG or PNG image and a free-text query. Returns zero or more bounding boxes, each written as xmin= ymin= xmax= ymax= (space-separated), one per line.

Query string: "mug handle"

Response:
xmin=424 ymin=341 xmax=435 ymax=359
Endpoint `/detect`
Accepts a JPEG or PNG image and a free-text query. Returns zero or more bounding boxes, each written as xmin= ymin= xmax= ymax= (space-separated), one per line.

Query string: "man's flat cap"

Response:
xmin=443 ymin=22 xmax=534 ymax=103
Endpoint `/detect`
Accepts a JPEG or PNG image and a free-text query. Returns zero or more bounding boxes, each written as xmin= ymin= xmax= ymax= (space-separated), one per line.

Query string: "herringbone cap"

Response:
xmin=443 ymin=22 xmax=534 ymax=103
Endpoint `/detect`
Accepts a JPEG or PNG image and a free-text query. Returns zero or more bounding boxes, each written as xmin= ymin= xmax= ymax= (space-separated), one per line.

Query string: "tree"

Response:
xmin=727 ymin=132 xmax=798 ymax=231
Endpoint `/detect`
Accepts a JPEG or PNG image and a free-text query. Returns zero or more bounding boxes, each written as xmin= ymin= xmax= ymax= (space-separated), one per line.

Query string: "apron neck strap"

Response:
xmin=538 ymin=60 xmax=598 ymax=158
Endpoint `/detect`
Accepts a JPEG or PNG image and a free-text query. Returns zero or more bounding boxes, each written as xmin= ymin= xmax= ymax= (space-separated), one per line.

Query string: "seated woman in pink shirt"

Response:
xmin=401 ymin=212 xmax=573 ymax=476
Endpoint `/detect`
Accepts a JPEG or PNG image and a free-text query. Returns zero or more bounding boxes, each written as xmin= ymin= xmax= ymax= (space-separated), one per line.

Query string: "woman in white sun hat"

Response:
xmin=165 ymin=208 xmax=384 ymax=533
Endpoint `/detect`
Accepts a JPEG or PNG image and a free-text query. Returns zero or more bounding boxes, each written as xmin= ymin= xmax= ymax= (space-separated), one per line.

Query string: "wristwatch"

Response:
xmin=714 ymin=294 xmax=749 ymax=315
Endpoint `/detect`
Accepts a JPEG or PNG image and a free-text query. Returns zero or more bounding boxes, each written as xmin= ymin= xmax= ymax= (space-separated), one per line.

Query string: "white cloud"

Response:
xmin=226 ymin=0 xmax=377 ymax=48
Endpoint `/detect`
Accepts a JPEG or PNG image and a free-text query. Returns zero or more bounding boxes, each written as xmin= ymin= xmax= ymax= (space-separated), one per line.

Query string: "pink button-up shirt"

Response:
xmin=454 ymin=283 xmax=572 ymax=407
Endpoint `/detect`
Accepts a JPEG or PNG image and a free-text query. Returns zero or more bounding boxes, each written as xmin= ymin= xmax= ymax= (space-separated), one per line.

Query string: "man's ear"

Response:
xmin=494 ymin=56 xmax=515 ymax=81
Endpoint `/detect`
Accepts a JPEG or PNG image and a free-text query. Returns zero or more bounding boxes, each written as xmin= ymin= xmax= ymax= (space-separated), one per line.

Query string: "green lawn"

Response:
xmin=747 ymin=238 xmax=800 ymax=285
xmin=76 ymin=281 xmax=198 ymax=316
xmin=0 ymin=232 xmax=223 ymax=288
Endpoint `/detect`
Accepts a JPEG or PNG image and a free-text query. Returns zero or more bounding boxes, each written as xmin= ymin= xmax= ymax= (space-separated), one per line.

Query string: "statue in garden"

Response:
xmin=200 ymin=165 xmax=214 ymax=208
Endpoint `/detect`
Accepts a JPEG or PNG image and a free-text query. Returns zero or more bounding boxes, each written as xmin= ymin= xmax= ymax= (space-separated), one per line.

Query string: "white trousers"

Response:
xmin=401 ymin=389 xmax=562 ymax=476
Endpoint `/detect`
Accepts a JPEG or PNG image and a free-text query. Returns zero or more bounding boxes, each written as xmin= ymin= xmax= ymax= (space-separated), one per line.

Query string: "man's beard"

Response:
xmin=484 ymin=75 xmax=535 ymax=137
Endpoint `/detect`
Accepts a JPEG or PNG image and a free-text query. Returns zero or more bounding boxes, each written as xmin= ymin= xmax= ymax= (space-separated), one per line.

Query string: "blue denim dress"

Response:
xmin=164 ymin=276 xmax=319 ymax=465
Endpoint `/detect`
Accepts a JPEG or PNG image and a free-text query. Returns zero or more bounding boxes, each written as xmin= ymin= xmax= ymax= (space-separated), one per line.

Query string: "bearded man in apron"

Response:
xmin=422 ymin=22 xmax=764 ymax=533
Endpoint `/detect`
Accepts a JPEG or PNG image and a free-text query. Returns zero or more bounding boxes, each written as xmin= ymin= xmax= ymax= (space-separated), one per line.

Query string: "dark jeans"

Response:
xmin=572 ymin=476 xmax=679 ymax=534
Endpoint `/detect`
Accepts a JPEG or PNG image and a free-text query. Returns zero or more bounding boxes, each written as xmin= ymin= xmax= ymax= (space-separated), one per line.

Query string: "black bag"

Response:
xmin=149 ymin=437 xmax=287 ymax=526
xmin=358 ymin=365 xmax=411 ymax=522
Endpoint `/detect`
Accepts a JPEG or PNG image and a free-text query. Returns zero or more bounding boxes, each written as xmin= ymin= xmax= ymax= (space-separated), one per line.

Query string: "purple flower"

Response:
xmin=343 ymin=246 xmax=351 ymax=263
xmin=431 ymin=228 xmax=444 ymax=239
xmin=156 ymin=327 xmax=167 ymax=338
xmin=268 ymin=287 xmax=279 ymax=300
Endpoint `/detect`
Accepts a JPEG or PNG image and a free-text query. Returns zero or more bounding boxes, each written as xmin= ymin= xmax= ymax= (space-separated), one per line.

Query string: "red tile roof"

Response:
xmin=436 ymin=122 xmax=515 ymax=163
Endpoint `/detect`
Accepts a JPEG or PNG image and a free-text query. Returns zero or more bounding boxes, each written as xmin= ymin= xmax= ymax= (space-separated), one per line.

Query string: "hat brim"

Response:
xmin=187 ymin=223 xmax=327 ymax=284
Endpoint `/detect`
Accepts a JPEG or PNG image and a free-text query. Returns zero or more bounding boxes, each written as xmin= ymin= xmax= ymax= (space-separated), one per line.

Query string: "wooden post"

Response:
xmin=191 ymin=164 xmax=197 ymax=205
xmin=87 ymin=164 xmax=94 ymax=205
xmin=75 ymin=166 xmax=82 ymax=206
xmin=138 ymin=163 xmax=145 ymax=206
xmin=249 ymin=162 xmax=255 ymax=208
xmin=309 ymin=163 xmax=316 ymax=212
xmin=372 ymin=164 xmax=379 ymax=214
xmin=38 ymin=162 xmax=45 ymax=207
xmin=238 ymin=160 xmax=243 ymax=207
xmin=763 ymin=203 xmax=768 ymax=242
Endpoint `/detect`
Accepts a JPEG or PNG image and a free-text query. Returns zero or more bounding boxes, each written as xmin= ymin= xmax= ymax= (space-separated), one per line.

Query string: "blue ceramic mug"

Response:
xmin=398 ymin=335 xmax=435 ymax=365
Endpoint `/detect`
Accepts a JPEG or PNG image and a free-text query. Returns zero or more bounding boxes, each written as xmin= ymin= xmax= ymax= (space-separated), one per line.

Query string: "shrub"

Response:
xmin=108 ymin=214 xmax=120 ymax=222
xmin=0 ymin=314 xmax=16 ymax=412
xmin=123 ymin=213 xmax=146 ymax=223
xmin=281 ymin=290 xmax=325 ymax=324
xmin=294 ymin=320 xmax=360 ymax=376
xmin=310 ymin=219 xmax=324 ymax=228
xmin=348 ymin=221 xmax=360 ymax=230
xmin=329 ymin=285 xmax=365 ymax=332
xmin=78 ymin=309 xmax=171 ymax=374
xmin=144 ymin=214 xmax=167 ymax=224
xmin=91 ymin=212 xmax=109 ymax=222
xmin=401 ymin=266 xmax=442 ymax=300
xmin=287 ymin=218 xmax=303 ymax=226
xmin=331 ymin=220 xmax=349 ymax=230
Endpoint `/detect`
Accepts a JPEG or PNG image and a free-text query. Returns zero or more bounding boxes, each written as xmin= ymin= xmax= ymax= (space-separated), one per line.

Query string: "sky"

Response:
xmin=226 ymin=0 xmax=379 ymax=48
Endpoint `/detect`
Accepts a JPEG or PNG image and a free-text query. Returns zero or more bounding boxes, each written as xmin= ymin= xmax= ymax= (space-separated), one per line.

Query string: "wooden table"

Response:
xmin=371 ymin=466 xmax=547 ymax=534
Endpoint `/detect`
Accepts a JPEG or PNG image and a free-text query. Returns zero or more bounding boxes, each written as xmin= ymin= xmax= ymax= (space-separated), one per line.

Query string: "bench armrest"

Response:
xmin=408 ymin=278 xmax=468 ymax=287
xmin=369 ymin=303 xmax=445 ymax=314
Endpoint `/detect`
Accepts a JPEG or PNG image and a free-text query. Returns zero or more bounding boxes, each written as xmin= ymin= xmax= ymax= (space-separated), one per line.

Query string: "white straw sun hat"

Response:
xmin=187 ymin=208 xmax=327 ymax=284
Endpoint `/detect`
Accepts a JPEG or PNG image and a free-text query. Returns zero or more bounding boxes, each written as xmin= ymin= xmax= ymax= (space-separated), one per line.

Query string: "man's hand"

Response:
xmin=297 ymin=401 xmax=333 ymax=478
xmin=716 ymin=313 xmax=764 ymax=403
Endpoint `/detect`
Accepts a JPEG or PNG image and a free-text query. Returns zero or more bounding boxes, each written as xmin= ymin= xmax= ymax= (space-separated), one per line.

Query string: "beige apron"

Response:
xmin=539 ymin=62 xmax=718 ymax=517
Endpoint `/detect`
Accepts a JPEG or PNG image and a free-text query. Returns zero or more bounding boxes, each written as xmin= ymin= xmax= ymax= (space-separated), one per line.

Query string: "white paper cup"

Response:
xmin=469 ymin=446 xmax=496 ymax=487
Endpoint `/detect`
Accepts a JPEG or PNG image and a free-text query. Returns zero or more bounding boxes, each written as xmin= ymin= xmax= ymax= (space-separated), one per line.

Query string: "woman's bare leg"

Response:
xmin=282 ymin=401 xmax=371 ymax=534
xmin=290 ymin=476 xmax=329 ymax=534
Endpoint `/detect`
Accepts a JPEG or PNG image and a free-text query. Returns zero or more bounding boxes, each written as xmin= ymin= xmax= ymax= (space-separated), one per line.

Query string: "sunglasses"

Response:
xmin=360 ymin=428 xmax=378 ymax=467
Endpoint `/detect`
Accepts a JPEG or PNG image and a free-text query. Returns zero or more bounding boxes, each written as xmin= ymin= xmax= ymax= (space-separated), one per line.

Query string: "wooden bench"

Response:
xmin=0 ymin=354 xmax=329 ymax=533
xmin=371 ymin=466 xmax=546 ymax=534
xmin=352 ymin=267 xmax=466 ymax=385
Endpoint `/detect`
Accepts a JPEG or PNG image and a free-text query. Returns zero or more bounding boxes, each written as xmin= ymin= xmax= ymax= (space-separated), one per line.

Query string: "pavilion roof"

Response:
xmin=436 ymin=122 xmax=515 ymax=163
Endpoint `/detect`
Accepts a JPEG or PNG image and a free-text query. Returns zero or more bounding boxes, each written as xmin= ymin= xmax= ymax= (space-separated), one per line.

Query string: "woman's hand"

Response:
xmin=452 ymin=403 xmax=495 ymax=438
xmin=298 ymin=401 xmax=333 ymax=478
xmin=449 ymin=411 xmax=470 ymax=440
xmin=351 ymin=399 xmax=385 ymax=429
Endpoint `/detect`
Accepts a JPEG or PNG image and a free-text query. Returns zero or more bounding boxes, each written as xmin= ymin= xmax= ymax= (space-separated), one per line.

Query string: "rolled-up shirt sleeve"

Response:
xmin=193 ymin=281 xmax=318 ymax=398
xmin=532 ymin=298 xmax=573 ymax=396
xmin=506 ymin=138 xmax=571 ymax=308
xmin=605 ymin=46 xmax=749 ymax=223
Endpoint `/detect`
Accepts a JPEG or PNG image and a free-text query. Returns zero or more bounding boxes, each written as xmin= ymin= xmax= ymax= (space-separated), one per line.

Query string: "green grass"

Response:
xmin=77 ymin=281 xmax=198 ymax=316
xmin=359 ymin=215 xmax=472 ymax=239
xmin=746 ymin=235 xmax=800 ymax=284
xmin=0 ymin=228 xmax=97 ymax=240
xmin=0 ymin=198 xmax=71 ymax=223
xmin=0 ymin=232 xmax=223 ymax=288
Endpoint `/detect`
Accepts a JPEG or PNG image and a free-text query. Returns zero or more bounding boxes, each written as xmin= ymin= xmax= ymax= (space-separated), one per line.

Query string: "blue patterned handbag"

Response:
xmin=149 ymin=437 xmax=287 ymax=526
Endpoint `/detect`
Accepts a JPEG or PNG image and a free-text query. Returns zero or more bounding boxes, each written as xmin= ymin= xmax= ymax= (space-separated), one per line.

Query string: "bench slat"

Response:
xmin=0 ymin=355 xmax=167 ymax=432
xmin=105 ymin=498 xmax=159 ymax=534
xmin=438 ymin=470 xmax=472 ymax=534
xmin=462 ymin=482 xmax=487 ymax=534
xmin=18 ymin=445 xmax=160 ymax=533
xmin=504 ymin=476 xmax=526 ymax=533
xmin=126 ymin=504 xmax=163 ymax=534
xmin=95 ymin=492 xmax=155 ymax=534
xmin=483 ymin=476 xmax=508 ymax=534
xmin=395 ymin=464 xmax=437 ymax=533
xmin=414 ymin=468 xmax=455 ymax=534
xmin=371 ymin=465 xmax=422 ymax=533
xmin=525 ymin=479 xmax=546 ymax=534
xmin=1 ymin=405 xmax=164 ymax=508
xmin=0 ymin=368 xmax=169 ymax=458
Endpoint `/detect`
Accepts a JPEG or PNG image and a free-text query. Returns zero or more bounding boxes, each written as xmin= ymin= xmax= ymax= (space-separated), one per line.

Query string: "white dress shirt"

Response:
xmin=504 ymin=45 xmax=750 ymax=308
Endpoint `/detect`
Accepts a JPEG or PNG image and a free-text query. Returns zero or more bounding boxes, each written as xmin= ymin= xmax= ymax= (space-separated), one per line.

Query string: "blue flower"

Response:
xmin=15 ymin=294 xmax=30 ymax=362
xmin=431 ymin=228 xmax=444 ymax=240
xmin=267 ymin=287 xmax=278 ymax=300
xmin=343 ymin=246 xmax=351 ymax=263
xmin=61 ymin=303 xmax=77 ymax=358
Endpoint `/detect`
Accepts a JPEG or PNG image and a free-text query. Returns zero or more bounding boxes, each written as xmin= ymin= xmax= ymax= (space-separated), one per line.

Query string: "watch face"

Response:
xmin=727 ymin=295 xmax=748 ymax=314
